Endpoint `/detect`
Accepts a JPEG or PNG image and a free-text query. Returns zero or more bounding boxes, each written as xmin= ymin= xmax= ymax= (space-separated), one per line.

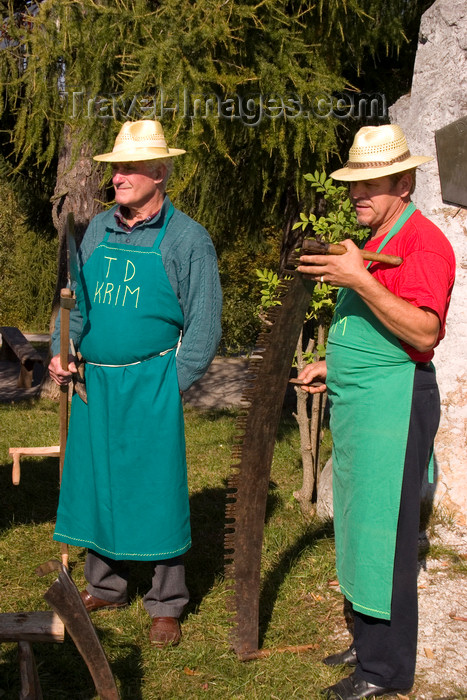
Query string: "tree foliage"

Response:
xmin=0 ymin=164 xmax=57 ymax=330
xmin=0 ymin=0 xmax=431 ymax=248
xmin=0 ymin=0 xmax=433 ymax=340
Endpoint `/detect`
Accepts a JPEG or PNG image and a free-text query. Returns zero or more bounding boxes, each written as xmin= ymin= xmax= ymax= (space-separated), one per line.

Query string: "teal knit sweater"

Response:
xmin=51 ymin=196 xmax=222 ymax=392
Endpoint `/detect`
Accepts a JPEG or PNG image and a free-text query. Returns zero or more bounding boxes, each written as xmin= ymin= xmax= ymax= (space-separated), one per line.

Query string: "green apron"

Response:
xmin=326 ymin=203 xmax=417 ymax=620
xmin=54 ymin=204 xmax=191 ymax=561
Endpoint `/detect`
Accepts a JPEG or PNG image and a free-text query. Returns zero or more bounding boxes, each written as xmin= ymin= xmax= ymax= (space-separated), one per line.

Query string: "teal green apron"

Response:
xmin=326 ymin=203 xmax=417 ymax=619
xmin=54 ymin=204 xmax=191 ymax=561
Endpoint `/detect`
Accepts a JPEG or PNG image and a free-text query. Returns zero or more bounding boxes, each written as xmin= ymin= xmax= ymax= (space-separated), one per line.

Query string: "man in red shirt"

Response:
xmin=298 ymin=124 xmax=455 ymax=699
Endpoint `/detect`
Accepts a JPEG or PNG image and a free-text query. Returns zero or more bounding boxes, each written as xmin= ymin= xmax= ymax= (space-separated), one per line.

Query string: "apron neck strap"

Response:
xmin=376 ymin=202 xmax=417 ymax=253
xmin=153 ymin=202 xmax=175 ymax=250
xmin=366 ymin=202 xmax=416 ymax=269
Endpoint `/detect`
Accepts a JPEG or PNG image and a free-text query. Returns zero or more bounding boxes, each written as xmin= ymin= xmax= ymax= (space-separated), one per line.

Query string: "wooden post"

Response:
xmin=59 ymin=288 xmax=75 ymax=569
xmin=18 ymin=641 xmax=43 ymax=700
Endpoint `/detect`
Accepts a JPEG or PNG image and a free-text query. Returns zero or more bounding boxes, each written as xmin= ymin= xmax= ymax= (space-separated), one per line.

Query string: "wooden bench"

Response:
xmin=9 ymin=446 xmax=60 ymax=485
xmin=0 ymin=326 xmax=44 ymax=389
xmin=0 ymin=562 xmax=119 ymax=699
xmin=0 ymin=611 xmax=65 ymax=700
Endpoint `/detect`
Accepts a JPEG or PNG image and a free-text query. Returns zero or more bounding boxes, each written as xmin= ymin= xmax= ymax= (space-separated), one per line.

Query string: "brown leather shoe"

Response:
xmin=149 ymin=616 xmax=181 ymax=647
xmin=80 ymin=590 xmax=127 ymax=613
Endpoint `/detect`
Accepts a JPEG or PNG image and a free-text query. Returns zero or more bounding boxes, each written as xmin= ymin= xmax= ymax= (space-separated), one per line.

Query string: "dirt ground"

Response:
xmin=327 ymin=524 xmax=467 ymax=699
xmin=415 ymin=524 xmax=467 ymax=698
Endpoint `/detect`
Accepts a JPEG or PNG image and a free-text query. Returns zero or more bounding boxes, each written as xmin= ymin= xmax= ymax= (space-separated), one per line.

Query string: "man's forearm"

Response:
xmin=353 ymin=273 xmax=440 ymax=353
xmin=298 ymin=240 xmax=440 ymax=353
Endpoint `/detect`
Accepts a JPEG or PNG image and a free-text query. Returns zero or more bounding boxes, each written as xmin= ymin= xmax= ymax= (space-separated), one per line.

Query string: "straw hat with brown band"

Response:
xmin=330 ymin=124 xmax=433 ymax=182
xmin=93 ymin=119 xmax=186 ymax=163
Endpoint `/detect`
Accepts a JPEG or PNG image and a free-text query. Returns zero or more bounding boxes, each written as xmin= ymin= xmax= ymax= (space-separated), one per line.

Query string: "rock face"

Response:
xmin=390 ymin=0 xmax=467 ymax=524
xmin=317 ymin=458 xmax=333 ymax=520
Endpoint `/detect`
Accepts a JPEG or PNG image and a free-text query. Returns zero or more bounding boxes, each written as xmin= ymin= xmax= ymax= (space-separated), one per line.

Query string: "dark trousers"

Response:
xmin=353 ymin=365 xmax=440 ymax=689
xmin=84 ymin=549 xmax=189 ymax=618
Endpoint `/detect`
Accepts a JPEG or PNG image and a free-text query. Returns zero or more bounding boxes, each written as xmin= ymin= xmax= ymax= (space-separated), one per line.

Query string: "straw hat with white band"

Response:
xmin=93 ymin=120 xmax=186 ymax=163
xmin=330 ymin=124 xmax=433 ymax=182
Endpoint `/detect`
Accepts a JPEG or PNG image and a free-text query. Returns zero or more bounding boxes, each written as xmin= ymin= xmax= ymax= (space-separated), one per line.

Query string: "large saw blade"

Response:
xmin=224 ymin=270 xmax=313 ymax=658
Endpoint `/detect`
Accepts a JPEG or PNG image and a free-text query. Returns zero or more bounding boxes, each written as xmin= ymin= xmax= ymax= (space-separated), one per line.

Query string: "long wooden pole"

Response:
xmin=59 ymin=287 xmax=75 ymax=568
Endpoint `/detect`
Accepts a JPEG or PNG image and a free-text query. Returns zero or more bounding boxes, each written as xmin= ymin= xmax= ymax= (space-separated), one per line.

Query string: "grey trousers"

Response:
xmin=84 ymin=549 xmax=189 ymax=618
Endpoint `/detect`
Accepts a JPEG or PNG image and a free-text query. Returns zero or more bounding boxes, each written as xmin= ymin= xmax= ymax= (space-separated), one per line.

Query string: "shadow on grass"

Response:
xmin=181 ymin=406 xmax=307 ymax=614
xmin=0 ymin=631 xmax=143 ymax=699
xmin=186 ymin=405 xmax=239 ymax=422
xmin=184 ymin=485 xmax=229 ymax=611
xmin=0 ymin=457 xmax=60 ymax=532
xmin=275 ymin=409 xmax=301 ymax=442
xmin=258 ymin=519 xmax=335 ymax=647
xmin=183 ymin=483 xmax=285 ymax=612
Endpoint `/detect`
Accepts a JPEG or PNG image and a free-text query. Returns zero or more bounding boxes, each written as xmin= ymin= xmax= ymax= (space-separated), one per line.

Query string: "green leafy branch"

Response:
xmin=290 ymin=170 xmax=369 ymax=324
xmin=293 ymin=170 xmax=367 ymax=245
xmin=255 ymin=267 xmax=292 ymax=324
xmin=255 ymin=169 xmax=370 ymax=350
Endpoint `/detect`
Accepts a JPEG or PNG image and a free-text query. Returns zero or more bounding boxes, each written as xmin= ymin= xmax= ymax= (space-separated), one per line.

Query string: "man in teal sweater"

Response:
xmin=49 ymin=120 xmax=222 ymax=647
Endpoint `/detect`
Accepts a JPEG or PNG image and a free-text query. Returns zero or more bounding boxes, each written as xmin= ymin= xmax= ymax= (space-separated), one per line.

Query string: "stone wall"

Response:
xmin=390 ymin=0 xmax=467 ymax=524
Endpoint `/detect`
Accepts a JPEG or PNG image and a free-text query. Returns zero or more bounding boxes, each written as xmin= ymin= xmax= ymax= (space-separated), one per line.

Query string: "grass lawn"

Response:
xmin=0 ymin=399 xmax=360 ymax=698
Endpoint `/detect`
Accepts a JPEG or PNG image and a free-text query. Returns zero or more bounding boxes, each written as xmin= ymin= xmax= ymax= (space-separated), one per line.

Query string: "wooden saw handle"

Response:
xmin=302 ymin=238 xmax=403 ymax=267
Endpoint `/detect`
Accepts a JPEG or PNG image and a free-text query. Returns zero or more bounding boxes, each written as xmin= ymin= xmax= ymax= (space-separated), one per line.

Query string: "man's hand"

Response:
xmin=297 ymin=238 xmax=369 ymax=289
xmin=298 ymin=239 xmax=440 ymax=353
xmin=48 ymin=354 xmax=78 ymax=386
xmin=297 ymin=360 xmax=327 ymax=394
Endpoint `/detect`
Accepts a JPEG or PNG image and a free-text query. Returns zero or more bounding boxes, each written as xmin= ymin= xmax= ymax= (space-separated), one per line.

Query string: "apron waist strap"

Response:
xmin=86 ymin=332 xmax=182 ymax=368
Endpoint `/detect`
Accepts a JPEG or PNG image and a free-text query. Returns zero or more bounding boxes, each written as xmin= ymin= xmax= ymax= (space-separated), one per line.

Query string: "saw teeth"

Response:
xmin=226 ymin=597 xmax=237 ymax=611
xmin=222 ymin=271 xmax=313 ymax=657
xmin=226 ymin=600 xmax=237 ymax=614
